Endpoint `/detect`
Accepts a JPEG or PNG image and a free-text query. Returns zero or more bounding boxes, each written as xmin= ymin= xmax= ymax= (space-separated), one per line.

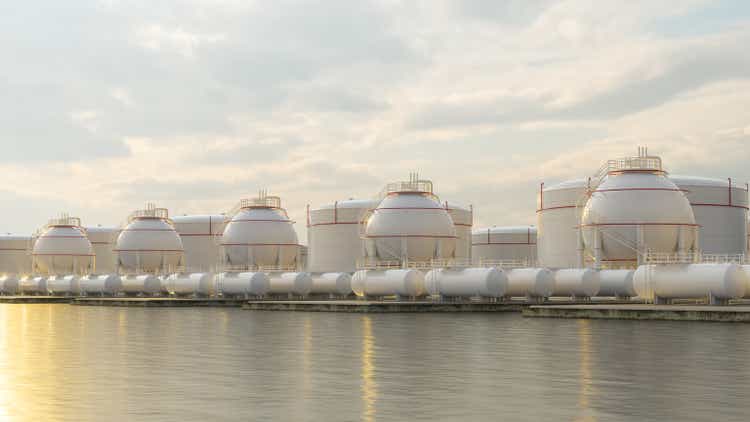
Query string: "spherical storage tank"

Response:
xmin=581 ymin=152 xmax=697 ymax=267
xmin=221 ymin=192 xmax=300 ymax=270
xmin=0 ymin=234 xmax=32 ymax=275
xmin=172 ymin=215 xmax=225 ymax=272
xmin=669 ymin=175 xmax=748 ymax=256
xmin=307 ymin=199 xmax=380 ymax=273
xmin=364 ymin=176 xmax=456 ymax=264
xmin=32 ymin=215 xmax=94 ymax=276
xmin=472 ymin=226 xmax=536 ymax=265
xmin=116 ymin=204 xmax=184 ymax=274
xmin=85 ymin=227 xmax=118 ymax=274
xmin=536 ymin=179 xmax=588 ymax=269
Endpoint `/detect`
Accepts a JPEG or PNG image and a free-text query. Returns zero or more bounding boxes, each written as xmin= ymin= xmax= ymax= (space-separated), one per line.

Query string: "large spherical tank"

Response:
xmin=216 ymin=272 xmax=270 ymax=296
xmin=537 ymin=179 xmax=588 ymax=269
xmin=33 ymin=223 xmax=94 ymax=276
xmin=222 ymin=200 xmax=299 ymax=270
xmin=84 ymin=227 xmax=118 ymax=274
xmin=551 ymin=268 xmax=600 ymax=298
xmin=634 ymin=264 xmax=746 ymax=300
xmin=472 ymin=226 xmax=537 ymax=265
xmin=505 ymin=268 xmax=554 ymax=298
xmin=669 ymin=175 xmax=748 ymax=256
xmin=164 ymin=272 xmax=215 ymax=296
xmin=79 ymin=274 xmax=122 ymax=295
xmin=172 ymin=215 xmax=224 ymax=273
xmin=307 ymin=199 xmax=380 ymax=273
xmin=425 ymin=267 xmax=507 ymax=298
xmin=597 ymin=269 xmax=636 ymax=297
xmin=364 ymin=193 xmax=456 ymax=262
xmin=351 ymin=269 xmax=426 ymax=297
xmin=0 ymin=234 xmax=32 ymax=275
xmin=116 ymin=212 xmax=184 ymax=274
xmin=582 ymin=171 xmax=696 ymax=266
xmin=0 ymin=275 xmax=20 ymax=295
xmin=310 ymin=272 xmax=353 ymax=296
xmin=268 ymin=272 xmax=313 ymax=296
xmin=445 ymin=203 xmax=473 ymax=261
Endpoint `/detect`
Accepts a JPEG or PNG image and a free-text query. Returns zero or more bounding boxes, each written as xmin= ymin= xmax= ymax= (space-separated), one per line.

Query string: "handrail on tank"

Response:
xmin=128 ymin=203 xmax=170 ymax=222
xmin=45 ymin=213 xmax=82 ymax=228
xmin=591 ymin=147 xmax=663 ymax=186
xmin=226 ymin=190 xmax=286 ymax=220
xmin=376 ymin=173 xmax=437 ymax=199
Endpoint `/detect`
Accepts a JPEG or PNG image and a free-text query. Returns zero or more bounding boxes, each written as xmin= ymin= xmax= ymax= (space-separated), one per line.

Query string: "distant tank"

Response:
xmin=85 ymin=227 xmax=119 ymax=274
xmin=472 ymin=226 xmax=536 ymax=265
xmin=0 ymin=234 xmax=33 ymax=275
xmin=116 ymin=204 xmax=184 ymax=274
xmin=172 ymin=215 xmax=224 ymax=272
xmin=32 ymin=214 xmax=94 ymax=276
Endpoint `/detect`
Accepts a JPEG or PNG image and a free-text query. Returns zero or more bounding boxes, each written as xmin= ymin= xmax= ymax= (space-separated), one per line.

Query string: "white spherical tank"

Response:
xmin=424 ymin=267 xmax=507 ymax=298
xmin=351 ymin=269 xmax=426 ymax=298
xmin=669 ymin=175 xmax=748 ymax=256
xmin=79 ymin=274 xmax=122 ymax=296
xmin=582 ymin=155 xmax=697 ymax=267
xmin=0 ymin=275 xmax=20 ymax=295
xmin=634 ymin=263 xmax=746 ymax=301
xmin=0 ymin=234 xmax=32 ymax=275
xmin=505 ymin=268 xmax=554 ymax=298
xmin=116 ymin=205 xmax=184 ymax=274
xmin=596 ymin=269 xmax=636 ymax=297
xmin=445 ymin=202 xmax=473 ymax=261
xmin=551 ymin=268 xmax=600 ymax=298
xmin=121 ymin=274 xmax=161 ymax=295
xmin=309 ymin=272 xmax=353 ymax=296
xmin=268 ymin=272 xmax=313 ymax=296
xmin=307 ymin=199 xmax=380 ymax=273
xmin=85 ymin=227 xmax=119 ymax=274
xmin=364 ymin=178 xmax=456 ymax=264
xmin=172 ymin=215 xmax=225 ymax=273
xmin=164 ymin=272 xmax=215 ymax=296
xmin=216 ymin=272 xmax=270 ymax=297
xmin=32 ymin=216 xmax=94 ymax=276
xmin=221 ymin=194 xmax=299 ymax=270
xmin=472 ymin=226 xmax=537 ymax=265
xmin=537 ymin=179 xmax=588 ymax=269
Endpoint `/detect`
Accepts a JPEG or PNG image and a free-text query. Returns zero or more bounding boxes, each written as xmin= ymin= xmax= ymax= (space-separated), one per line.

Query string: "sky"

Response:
xmin=1 ymin=0 xmax=749 ymax=242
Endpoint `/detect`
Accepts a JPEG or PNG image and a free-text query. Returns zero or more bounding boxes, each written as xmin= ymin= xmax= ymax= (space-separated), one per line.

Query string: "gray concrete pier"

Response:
xmin=243 ymin=300 xmax=525 ymax=313
xmin=523 ymin=304 xmax=750 ymax=322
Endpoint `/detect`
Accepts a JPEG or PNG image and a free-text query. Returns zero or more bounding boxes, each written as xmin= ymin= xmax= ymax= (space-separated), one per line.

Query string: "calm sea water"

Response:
xmin=1 ymin=305 xmax=749 ymax=421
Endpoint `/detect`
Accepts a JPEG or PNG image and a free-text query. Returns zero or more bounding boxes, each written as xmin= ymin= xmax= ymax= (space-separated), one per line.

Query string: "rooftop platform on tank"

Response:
xmin=242 ymin=299 xmax=528 ymax=313
xmin=71 ymin=297 xmax=249 ymax=307
xmin=523 ymin=303 xmax=750 ymax=322
xmin=0 ymin=296 xmax=74 ymax=304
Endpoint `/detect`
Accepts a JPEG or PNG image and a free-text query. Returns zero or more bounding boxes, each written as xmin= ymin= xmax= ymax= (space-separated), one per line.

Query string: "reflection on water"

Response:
xmin=1 ymin=305 xmax=750 ymax=421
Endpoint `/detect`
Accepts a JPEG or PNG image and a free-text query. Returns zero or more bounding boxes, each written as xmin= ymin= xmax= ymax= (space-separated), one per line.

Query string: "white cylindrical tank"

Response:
xmin=307 ymin=199 xmax=380 ymax=273
xmin=424 ymin=267 xmax=507 ymax=298
xmin=79 ymin=274 xmax=122 ymax=296
xmin=0 ymin=234 xmax=33 ymax=275
xmin=116 ymin=204 xmax=184 ymax=274
xmin=46 ymin=275 xmax=80 ymax=296
xmin=0 ymin=275 xmax=20 ymax=295
xmin=551 ymin=269 xmax=600 ymax=298
xmin=364 ymin=178 xmax=456 ymax=263
xmin=351 ymin=269 xmax=426 ymax=298
xmin=505 ymin=268 xmax=554 ymax=298
xmin=221 ymin=195 xmax=299 ymax=270
xmin=84 ymin=227 xmax=119 ymax=274
xmin=33 ymin=216 xmax=94 ymax=276
xmin=669 ymin=175 xmax=748 ymax=256
xmin=634 ymin=263 xmax=746 ymax=300
xmin=216 ymin=272 xmax=270 ymax=296
xmin=582 ymin=155 xmax=697 ymax=267
xmin=268 ymin=272 xmax=313 ymax=296
xmin=445 ymin=202 xmax=473 ymax=261
xmin=309 ymin=272 xmax=353 ymax=296
xmin=597 ymin=269 xmax=637 ymax=297
xmin=121 ymin=274 xmax=161 ymax=295
xmin=472 ymin=226 xmax=537 ymax=265
xmin=537 ymin=179 xmax=588 ymax=269
xmin=19 ymin=276 xmax=47 ymax=295
xmin=172 ymin=215 xmax=224 ymax=273
xmin=164 ymin=272 xmax=215 ymax=296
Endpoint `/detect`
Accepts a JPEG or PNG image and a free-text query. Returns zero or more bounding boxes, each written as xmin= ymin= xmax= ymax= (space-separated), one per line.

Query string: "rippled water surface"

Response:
xmin=1 ymin=305 xmax=750 ymax=421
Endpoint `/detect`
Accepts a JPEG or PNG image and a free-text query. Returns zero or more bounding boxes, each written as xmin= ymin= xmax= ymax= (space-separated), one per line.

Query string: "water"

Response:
xmin=1 ymin=305 xmax=749 ymax=422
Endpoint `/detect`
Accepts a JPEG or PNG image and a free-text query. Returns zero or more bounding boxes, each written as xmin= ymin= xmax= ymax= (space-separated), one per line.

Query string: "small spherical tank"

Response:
xmin=116 ymin=205 xmax=184 ymax=274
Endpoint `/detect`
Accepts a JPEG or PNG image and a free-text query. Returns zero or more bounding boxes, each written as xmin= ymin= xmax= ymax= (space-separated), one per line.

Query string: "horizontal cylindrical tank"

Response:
xmin=351 ymin=269 xmax=426 ymax=298
xmin=172 ymin=215 xmax=224 ymax=273
xmin=79 ymin=274 xmax=122 ymax=295
xmin=309 ymin=272 xmax=352 ymax=296
xmin=551 ymin=269 xmax=599 ymax=298
xmin=0 ymin=275 xmax=20 ymax=295
xmin=216 ymin=272 xmax=270 ymax=296
xmin=505 ymin=268 xmax=554 ymax=298
xmin=164 ymin=273 xmax=215 ymax=296
xmin=597 ymin=269 xmax=636 ymax=297
xmin=121 ymin=274 xmax=161 ymax=295
xmin=537 ymin=179 xmax=588 ymax=269
xmin=46 ymin=275 xmax=80 ymax=295
xmin=268 ymin=272 xmax=313 ymax=296
xmin=634 ymin=264 xmax=746 ymax=300
xmin=19 ymin=276 xmax=47 ymax=295
xmin=0 ymin=234 xmax=32 ymax=275
xmin=472 ymin=226 xmax=537 ymax=265
xmin=424 ymin=267 xmax=507 ymax=298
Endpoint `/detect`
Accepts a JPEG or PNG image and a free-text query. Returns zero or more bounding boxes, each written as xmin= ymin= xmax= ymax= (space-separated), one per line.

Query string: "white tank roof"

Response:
xmin=543 ymin=179 xmax=588 ymax=191
xmin=316 ymin=199 xmax=380 ymax=210
xmin=473 ymin=226 xmax=536 ymax=235
xmin=669 ymin=175 xmax=736 ymax=187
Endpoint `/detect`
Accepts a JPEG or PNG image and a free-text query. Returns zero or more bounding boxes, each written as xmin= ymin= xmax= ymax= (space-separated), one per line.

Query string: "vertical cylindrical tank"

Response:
xmin=0 ymin=275 xmax=20 ymax=295
xmin=216 ymin=272 xmax=270 ymax=296
xmin=121 ymin=274 xmax=162 ymax=295
xmin=32 ymin=215 xmax=94 ymax=276
xmin=164 ymin=272 xmax=215 ymax=296
xmin=669 ymin=175 xmax=748 ymax=256
xmin=309 ymin=272 xmax=353 ymax=296
xmin=84 ymin=227 xmax=119 ymax=274
xmin=268 ymin=272 xmax=313 ymax=296
xmin=424 ymin=267 xmax=507 ymax=298
xmin=537 ymin=179 xmax=588 ymax=269
xmin=0 ymin=234 xmax=33 ymax=276
xmin=551 ymin=268 xmax=600 ymax=298
xmin=445 ymin=202 xmax=473 ymax=261
xmin=171 ymin=215 xmax=225 ymax=273
xmin=116 ymin=204 xmax=184 ymax=274
xmin=79 ymin=274 xmax=122 ymax=296
xmin=307 ymin=199 xmax=380 ymax=273
xmin=596 ymin=269 xmax=636 ymax=297
xmin=634 ymin=263 xmax=746 ymax=300
xmin=472 ymin=226 xmax=537 ymax=265
xmin=351 ymin=269 xmax=426 ymax=298
xmin=505 ymin=268 xmax=554 ymax=298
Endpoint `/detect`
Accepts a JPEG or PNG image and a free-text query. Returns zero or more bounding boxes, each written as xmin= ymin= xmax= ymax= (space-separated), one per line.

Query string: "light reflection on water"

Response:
xmin=0 ymin=305 xmax=749 ymax=421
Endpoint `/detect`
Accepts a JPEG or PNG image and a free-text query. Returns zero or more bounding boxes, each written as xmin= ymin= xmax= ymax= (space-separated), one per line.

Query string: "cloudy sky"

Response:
xmin=1 ymin=0 xmax=749 ymax=241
